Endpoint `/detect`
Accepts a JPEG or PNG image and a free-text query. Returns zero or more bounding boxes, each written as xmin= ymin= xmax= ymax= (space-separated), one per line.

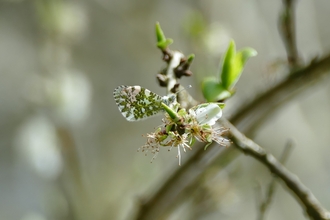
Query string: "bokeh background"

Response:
xmin=1 ymin=0 xmax=330 ymax=219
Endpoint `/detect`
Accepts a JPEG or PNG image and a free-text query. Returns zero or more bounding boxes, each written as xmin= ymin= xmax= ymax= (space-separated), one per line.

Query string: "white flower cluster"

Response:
xmin=138 ymin=103 xmax=230 ymax=165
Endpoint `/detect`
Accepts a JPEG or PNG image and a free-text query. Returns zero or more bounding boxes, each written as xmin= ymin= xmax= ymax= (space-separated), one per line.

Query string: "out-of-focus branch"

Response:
xmin=257 ymin=140 xmax=294 ymax=220
xmin=279 ymin=0 xmax=300 ymax=69
xmin=134 ymin=53 xmax=330 ymax=220
xmin=223 ymin=119 xmax=330 ymax=220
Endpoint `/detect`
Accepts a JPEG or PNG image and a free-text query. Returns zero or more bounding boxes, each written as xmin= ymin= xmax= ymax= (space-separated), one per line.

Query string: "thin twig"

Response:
xmin=134 ymin=54 xmax=330 ymax=220
xmin=279 ymin=0 xmax=300 ymax=69
xmin=223 ymin=119 xmax=330 ymax=220
xmin=257 ymin=140 xmax=294 ymax=220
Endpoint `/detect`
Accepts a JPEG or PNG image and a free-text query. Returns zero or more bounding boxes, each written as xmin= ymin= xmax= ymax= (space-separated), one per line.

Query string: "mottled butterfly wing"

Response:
xmin=114 ymin=85 xmax=168 ymax=121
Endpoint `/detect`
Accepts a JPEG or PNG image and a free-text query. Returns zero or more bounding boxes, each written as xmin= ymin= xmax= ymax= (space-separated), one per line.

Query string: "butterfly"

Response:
xmin=113 ymin=85 xmax=176 ymax=121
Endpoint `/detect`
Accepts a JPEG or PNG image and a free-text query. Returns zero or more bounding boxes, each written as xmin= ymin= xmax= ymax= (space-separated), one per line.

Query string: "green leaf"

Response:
xmin=221 ymin=41 xmax=257 ymax=90
xmin=157 ymin=39 xmax=173 ymax=49
xmin=155 ymin=22 xmax=166 ymax=43
xmin=155 ymin=22 xmax=173 ymax=49
xmin=201 ymin=40 xmax=256 ymax=102
xmin=187 ymin=54 xmax=195 ymax=64
xmin=161 ymin=103 xmax=180 ymax=123
xmin=201 ymin=77 xmax=232 ymax=102
xmin=238 ymin=47 xmax=258 ymax=66
xmin=221 ymin=40 xmax=236 ymax=89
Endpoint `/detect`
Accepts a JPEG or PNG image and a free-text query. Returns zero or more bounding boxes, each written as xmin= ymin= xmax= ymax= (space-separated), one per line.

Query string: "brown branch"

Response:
xmin=257 ymin=140 xmax=294 ymax=220
xmin=133 ymin=54 xmax=330 ymax=220
xmin=223 ymin=119 xmax=330 ymax=220
xmin=279 ymin=0 xmax=300 ymax=68
xmin=230 ymin=54 xmax=330 ymax=133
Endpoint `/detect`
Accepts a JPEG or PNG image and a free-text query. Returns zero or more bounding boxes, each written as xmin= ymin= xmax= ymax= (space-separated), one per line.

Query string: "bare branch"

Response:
xmin=257 ymin=140 xmax=294 ymax=220
xmin=223 ymin=119 xmax=330 ymax=220
xmin=279 ymin=0 xmax=300 ymax=69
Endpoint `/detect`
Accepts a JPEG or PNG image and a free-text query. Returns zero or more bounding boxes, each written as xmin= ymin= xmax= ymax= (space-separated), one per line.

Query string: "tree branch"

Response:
xmin=279 ymin=0 xmax=300 ymax=68
xmin=257 ymin=140 xmax=294 ymax=220
xmin=134 ymin=53 xmax=330 ymax=220
xmin=223 ymin=119 xmax=330 ymax=220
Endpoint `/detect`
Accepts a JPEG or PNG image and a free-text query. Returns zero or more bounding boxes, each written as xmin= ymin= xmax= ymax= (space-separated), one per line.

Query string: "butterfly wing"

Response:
xmin=114 ymin=85 xmax=164 ymax=121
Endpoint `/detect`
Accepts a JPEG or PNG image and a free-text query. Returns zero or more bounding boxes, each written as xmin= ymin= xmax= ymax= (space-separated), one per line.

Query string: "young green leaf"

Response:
xmin=201 ymin=77 xmax=231 ymax=102
xmin=238 ymin=47 xmax=258 ymax=67
xmin=155 ymin=22 xmax=173 ymax=50
xmin=221 ymin=41 xmax=257 ymax=90
xmin=161 ymin=103 xmax=181 ymax=123
xmin=187 ymin=54 xmax=195 ymax=64
xmin=221 ymin=40 xmax=236 ymax=90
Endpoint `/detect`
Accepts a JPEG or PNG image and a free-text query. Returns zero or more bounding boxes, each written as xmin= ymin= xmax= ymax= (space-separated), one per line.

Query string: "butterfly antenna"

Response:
xmin=175 ymin=85 xmax=192 ymax=95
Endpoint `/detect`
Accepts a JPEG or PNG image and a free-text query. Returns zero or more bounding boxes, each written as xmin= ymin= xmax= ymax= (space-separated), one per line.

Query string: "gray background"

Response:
xmin=1 ymin=0 xmax=330 ymax=219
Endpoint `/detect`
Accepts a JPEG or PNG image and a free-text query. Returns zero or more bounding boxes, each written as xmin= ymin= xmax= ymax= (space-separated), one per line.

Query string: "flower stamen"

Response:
xmin=139 ymin=102 xmax=229 ymax=165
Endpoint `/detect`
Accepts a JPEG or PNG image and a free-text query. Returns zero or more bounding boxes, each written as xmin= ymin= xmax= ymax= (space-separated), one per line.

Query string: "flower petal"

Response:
xmin=194 ymin=103 xmax=222 ymax=125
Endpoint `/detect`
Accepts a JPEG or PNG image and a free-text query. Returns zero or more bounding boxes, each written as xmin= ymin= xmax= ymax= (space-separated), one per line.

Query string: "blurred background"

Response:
xmin=1 ymin=0 xmax=330 ymax=219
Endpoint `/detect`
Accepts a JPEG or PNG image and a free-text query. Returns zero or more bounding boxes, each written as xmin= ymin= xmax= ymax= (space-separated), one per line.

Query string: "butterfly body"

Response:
xmin=114 ymin=85 xmax=176 ymax=121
